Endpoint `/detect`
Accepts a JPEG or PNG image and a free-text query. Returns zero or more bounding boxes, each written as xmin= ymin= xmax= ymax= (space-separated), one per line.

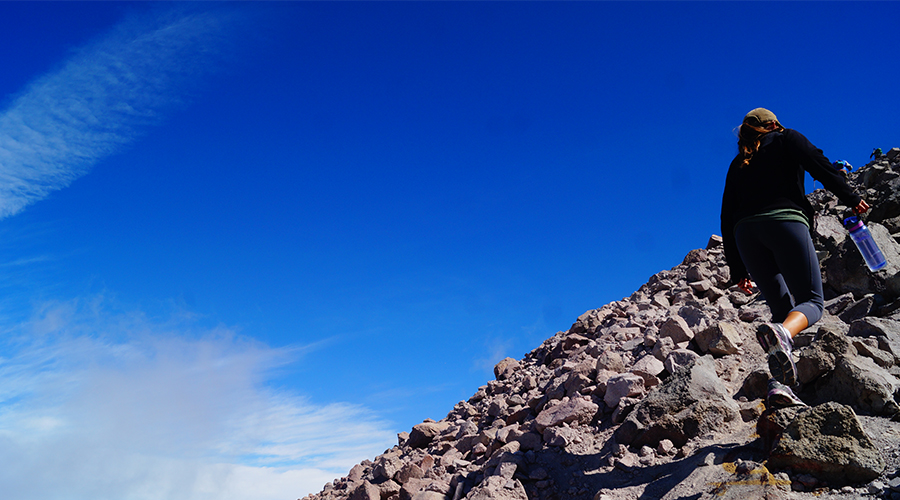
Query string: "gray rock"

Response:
xmin=570 ymin=308 xmax=613 ymax=335
xmin=652 ymin=336 xmax=676 ymax=362
xmin=604 ymin=373 xmax=645 ymax=408
xmin=542 ymin=426 xmax=581 ymax=447
xmin=694 ymin=322 xmax=742 ymax=356
xmin=823 ymin=222 xmax=900 ymax=301
xmin=768 ymin=402 xmax=885 ymax=486
xmin=815 ymin=354 xmax=900 ymax=416
xmin=349 ymin=481 xmax=380 ymax=500
xmin=596 ymin=350 xmax=626 ymax=373
xmin=840 ymin=295 xmax=876 ymax=323
xmin=664 ymin=348 xmax=699 ymax=374
xmin=494 ymin=357 xmax=520 ymax=380
xmin=465 ymin=476 xmax=528 ymax=500
xmin=631 ymin=354 xmax=665 ymax=380
xmin=514 ymin=431 xmax=542 ymax=451
xmin=373 ymin=454 xmax=400 ymax=481
xmin=409 ymin=491 xmax=446 ymax=500
xmin=396 ymin=463 xmax=425 ymax=484
xmin=614 ymin=356 xmax=740 ymax=447
xmin=659 ymin=316 xmax=694 ymax=345
xmin=534 ymin=397 xmax=599 ymax=431
xmin=741 ymin=367 xmax=770 ymax=400
xmin=853 ymin=338 xmax=895 ymax=368
xmin=849 ymin=317 xmax=900 ymax=362
xmin=824 ymin=292 xmax=855 ymax=315
xmin=408 ymin=421 xmax=451 ymax=448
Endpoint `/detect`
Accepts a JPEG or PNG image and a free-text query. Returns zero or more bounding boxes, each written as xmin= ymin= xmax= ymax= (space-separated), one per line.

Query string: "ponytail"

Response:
xmin=736 ymin=121 xmax=783 ymax=167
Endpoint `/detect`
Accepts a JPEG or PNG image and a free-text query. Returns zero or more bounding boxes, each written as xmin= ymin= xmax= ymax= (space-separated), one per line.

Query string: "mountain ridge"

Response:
xmin=303 ymin=147 xmax=900 ymax=500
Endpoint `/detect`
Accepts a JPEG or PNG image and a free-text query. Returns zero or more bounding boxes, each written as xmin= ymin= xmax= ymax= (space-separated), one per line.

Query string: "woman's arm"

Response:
xmin=784 ymin=129 xmax=862 ymax=208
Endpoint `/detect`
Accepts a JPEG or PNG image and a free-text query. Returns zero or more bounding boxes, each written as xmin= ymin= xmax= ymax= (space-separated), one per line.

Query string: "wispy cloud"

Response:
xmin=0 ymin=8 xmax=236 ymax=219
xmin=0 ymin=298 xmax=397 ymax=500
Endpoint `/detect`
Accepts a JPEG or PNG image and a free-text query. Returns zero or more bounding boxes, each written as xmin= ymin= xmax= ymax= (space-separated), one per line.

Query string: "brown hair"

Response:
xmin=736 ymin=120 xmax=783 ymax=167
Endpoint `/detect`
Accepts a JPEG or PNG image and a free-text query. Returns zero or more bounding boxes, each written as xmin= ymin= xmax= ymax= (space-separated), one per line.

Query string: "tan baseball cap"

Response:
xmin=743 ymin=108 xmax=778 ymax=127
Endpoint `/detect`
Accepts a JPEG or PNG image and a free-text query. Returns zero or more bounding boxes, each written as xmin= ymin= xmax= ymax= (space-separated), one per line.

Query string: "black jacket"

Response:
xmin=720 ymin=128 xmax=862 ymax=282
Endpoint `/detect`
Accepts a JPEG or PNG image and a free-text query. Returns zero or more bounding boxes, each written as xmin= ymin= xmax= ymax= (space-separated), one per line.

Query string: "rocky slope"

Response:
xmin=301 ymin=148 xmax=900 ymax=500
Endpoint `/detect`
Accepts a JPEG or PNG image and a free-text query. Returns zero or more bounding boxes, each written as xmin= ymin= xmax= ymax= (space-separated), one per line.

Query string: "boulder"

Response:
xmin=494 ymin=357 xmax=520 ymax=380
xmin=615 ymin=356 xmax=740 ymax=447
xmin=596 ymin=350 xmax=626 ymax=373
xmin=659 ymin=316 xmax=694 ymax=345
xmin=604 ymin=373 xmax=645 ymax=408
xmin=814 ymin=354 xmax=900 ymax=416
xmin=822 ymin=222 xmax=900 ymax=302
xmin=349 ymin=481 xmax=380 ymax=500
xmin=534 ymin=396 xmax=599 ymax=431
xmin=849 ymin=316 xmax=900 ymax=362
xmin=570 ymin=308 xmax=613 ymax=335
xmin=408 ymin=421 xmax=451 ymax=449
xmin=466 ymin=476 xmax=528 ymax=500
xmin=694 ymin=322 xmax=742 ymax=356
xmin=664 ymin=349 xmax=699 ymax=374
xmin=767 ymin=402 xmax=885 ymax=486
xmin=373 ymin=454 xmax=401 ymax=481
xmin=631 ymin=354 xmax=665 ymax=387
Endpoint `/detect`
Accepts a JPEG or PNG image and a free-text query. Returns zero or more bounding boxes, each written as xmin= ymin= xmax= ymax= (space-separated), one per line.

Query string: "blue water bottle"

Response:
xmin=843 ymin=216 xmax=887 ymax=271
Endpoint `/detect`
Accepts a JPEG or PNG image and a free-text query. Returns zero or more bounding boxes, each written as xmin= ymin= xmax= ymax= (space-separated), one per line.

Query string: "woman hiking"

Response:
xmin=720 ymin=108 xmax=870 ymax=407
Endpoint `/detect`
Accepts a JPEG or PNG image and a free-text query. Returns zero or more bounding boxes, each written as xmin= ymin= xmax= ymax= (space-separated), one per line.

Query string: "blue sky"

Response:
xmin=0 ymin=2 xmax=898 ymax=499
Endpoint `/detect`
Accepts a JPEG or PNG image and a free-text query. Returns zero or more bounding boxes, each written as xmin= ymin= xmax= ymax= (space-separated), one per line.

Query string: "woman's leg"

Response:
xmin=767 ymin=221 xmax=824 ymax=330
xmin=733 ymin=222 xmax=795 ymax=323
xmin=782 ymin=311 xmax=809 ymax=337
xmin=734 ymin=220 xmax=824 ymax=329
xmin=735 ymin=220 xmax=822 ymax=387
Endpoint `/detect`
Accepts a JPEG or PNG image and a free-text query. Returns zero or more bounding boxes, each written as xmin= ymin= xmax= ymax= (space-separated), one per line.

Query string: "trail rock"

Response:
xmin=534 ymin=396 xmax=599 ymax=431
xmin=823 ymin=222 xmax=900 ymax=302
xmin=849 ymin=317 xmax=900 ymax=362
xmin=408 ymin=421 xmax=451 ymax=448
xmin=694 ymin=322 xmax=742 ymax=356
xmin=465 ymin=476 xmax=528 ymax=500
xmin=815 ymin=354 xmax=900 ymax=416
xmin=349 ymin=482 xmax=380 ymax=500
xmin=663 ymin=348 xmax=699 ymax=374
xmin=767 ymin=402 xmax=885 ymax=486
xmin=659 ymin=316 xmax=694 ymax=345
xmin=631 ymin=354 xmax=665 ymax=386
xmin=494 ymin=357 xmax=520 ymax=380
xmin=604 ymin=373 xmax=645 ymax=408
xmin=614 ymin=356 xmax=740 ymax=447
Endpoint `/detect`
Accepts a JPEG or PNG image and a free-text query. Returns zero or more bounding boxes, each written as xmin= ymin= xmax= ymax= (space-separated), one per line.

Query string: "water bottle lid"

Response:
xmin=843 ymin=216 xmax=863 ymax=231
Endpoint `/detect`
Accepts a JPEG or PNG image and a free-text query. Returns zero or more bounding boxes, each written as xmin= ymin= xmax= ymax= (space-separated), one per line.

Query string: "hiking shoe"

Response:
xmin=756 ymin=322 xmax=791 ymax=353
xmin=757 ymin=323 xmax=797 ymax=387
xmin=766 ymin=379 xmax=806 ymax=409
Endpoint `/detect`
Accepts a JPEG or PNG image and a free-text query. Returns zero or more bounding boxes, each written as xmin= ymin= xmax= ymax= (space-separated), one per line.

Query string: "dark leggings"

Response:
xmin=734 ymin=220 xmax=824 ymax=325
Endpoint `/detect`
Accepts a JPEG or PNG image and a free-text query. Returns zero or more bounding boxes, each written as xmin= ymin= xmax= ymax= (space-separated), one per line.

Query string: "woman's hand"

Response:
xmin=854 ymin=200 xmax=871 ymax=214
xmin=737 ymin=278 xmax=755 ymax=295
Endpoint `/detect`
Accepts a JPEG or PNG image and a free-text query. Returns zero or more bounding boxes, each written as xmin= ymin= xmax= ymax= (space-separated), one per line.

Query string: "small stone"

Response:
xmin=656 ymin=439 xmax=675 ymax=456
xmin=890 ymin=476 xmax=900 ymax=491
xmin=868 ymin=481 xmax=885 ymax=494
xmin=529 ymin=468 xmax=548 ymax=480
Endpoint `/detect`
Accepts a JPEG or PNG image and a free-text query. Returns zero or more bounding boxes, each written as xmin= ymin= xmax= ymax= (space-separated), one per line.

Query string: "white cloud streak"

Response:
xmin=0 ymin=298 xmax=397 ymax=500
xmin=0 ymin=8 xmax=235 ymax=219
